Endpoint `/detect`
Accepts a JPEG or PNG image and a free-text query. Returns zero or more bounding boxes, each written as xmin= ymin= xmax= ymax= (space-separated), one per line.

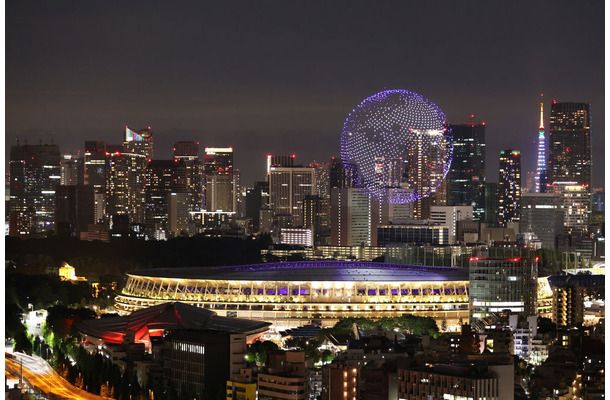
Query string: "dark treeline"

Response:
xmin=6 ymin=235 xmax=271 ymax=279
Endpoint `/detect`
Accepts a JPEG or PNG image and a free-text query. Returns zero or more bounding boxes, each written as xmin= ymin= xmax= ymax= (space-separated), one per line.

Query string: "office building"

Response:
xmin=547 ymin=102 xmax=592 ymax=233
xmin=105 ymin=147 xmax=148 ymax=224
xmin=245 ymin=181 xmax=269 ymax=233
xmin=54 ymin=185 xmax=95 ymax=236
xmin=84 ymin=141 xmax=107 ymax=192
xmin=591 ymin=188 xmax=604 ymax=212
xmin=266 ymin=154 xmax=295 ymax=174
xmin=269 ymin=165 xmax=315 ymax=227
xmin=280 ymin=228 xmax=313 ymax=247
xmin=329 ymin=157 xmax=358 ymax=189
xmin=123 ymin=126 xmax=153 ymax=159
xmin=377 ymin=222 xmax=449 ymax=247
xmin=9 ymin=143 xmax=61 ymax=235
xmin=520 ymin=193 xmax=564 ymax=249
xmin=60 ymin=154 xmax=82 ymax=186
xmin=310 ymin=161 xmax=331 ymax=199
xmin=547 ymin=102 xmax=591 ymax=186
xmin=430 ymin=205 xmax=473 ymax=245
xmin=173 ymin=141 xmax=202 ymax=212
xmin=547 ymin=182 xmax=590 ymax=232
xmin=330 ymin=187 xmax=377 ymax=246
xmin=446 ymin=116 xmax=486 ymax=220
xmin=497 ymin=149 xmax=521 ymax=227
xmin=168 ymin=192 xmax=192 ymax=237
xmin=484 ymin=182 xmax=498 ymax=225
xmin=205 ymin=147 xmax=235 ymax=212
xmin=144 ymin=160 xmax=184 ymax=232
xmin=469 ymin=257 xmax=538 ymax=322
xmin=303 ymin=195 xmax=330 ymax=246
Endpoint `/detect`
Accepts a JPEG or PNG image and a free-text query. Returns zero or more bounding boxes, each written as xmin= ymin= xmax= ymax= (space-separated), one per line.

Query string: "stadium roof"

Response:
xmin=76 ymin=302 xmax=271 ymax=345
xmin=127 ymin=261 xmax=470 ymax=282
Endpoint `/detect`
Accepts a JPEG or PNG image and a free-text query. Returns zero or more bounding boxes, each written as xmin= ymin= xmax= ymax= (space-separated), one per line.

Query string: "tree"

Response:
xmin=5 ymin=303 xmax=26 ymax=339
xmin=14 ymin=331 xmax=33 ymax=355
xmin=321 ymin=349 xmax=333 ymax=363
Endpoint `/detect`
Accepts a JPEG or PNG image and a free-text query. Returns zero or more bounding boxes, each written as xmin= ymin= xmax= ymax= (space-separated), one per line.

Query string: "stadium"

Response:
xmin=116 ymin=261 xmax=472 ymax=330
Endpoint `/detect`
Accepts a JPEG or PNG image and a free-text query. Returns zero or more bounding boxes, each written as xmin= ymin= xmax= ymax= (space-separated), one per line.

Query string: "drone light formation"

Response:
xmin=340 ymin=89 xmax=453 ymax=204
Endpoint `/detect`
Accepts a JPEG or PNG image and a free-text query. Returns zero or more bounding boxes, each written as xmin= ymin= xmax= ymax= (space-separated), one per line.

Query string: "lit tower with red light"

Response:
xmin=204 ymin=147 xmax=235 ymax=212
xmin=535 ymin=94 xmax=547 ymax=193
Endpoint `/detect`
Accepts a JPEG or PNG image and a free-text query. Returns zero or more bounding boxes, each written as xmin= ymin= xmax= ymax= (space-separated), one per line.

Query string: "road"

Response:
xmin=5 ymin=352 xmax=108 ymax=400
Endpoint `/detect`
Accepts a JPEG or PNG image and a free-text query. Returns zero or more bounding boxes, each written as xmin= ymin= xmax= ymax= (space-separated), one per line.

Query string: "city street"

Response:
xmin=5 ymin=352 xmax=107 ymax=400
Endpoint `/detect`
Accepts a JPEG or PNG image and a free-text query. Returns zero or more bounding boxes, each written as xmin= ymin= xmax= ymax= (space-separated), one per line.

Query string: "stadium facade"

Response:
xmin=116 ymin=261 xmax=553 ymax=331
xmin=116 ymin=261 xmax=470 ymax=330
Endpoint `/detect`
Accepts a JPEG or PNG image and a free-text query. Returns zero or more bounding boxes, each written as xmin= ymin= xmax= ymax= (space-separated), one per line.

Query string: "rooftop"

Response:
xmin=127 ymin=261 xmax=470 ymax=282
xmin=76 ymin=302 xmax=271 ymax=345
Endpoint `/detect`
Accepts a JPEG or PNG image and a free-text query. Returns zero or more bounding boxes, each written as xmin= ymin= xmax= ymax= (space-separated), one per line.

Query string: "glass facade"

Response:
xmin=469 ymin=258 xmax=538 ymax=322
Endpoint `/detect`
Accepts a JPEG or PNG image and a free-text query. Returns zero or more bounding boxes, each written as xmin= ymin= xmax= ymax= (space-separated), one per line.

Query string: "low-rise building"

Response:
xmin=258 ymin=351 xmax=307 ymax=400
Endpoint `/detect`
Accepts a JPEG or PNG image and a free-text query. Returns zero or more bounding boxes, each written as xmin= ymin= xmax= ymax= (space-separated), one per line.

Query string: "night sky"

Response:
xmin=6 ymin=1 xmax=605 ymax=188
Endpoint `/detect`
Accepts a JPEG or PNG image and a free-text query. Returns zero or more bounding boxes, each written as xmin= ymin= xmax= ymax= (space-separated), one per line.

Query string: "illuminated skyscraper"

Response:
xmin=547 ymin=102 xmax=591 ymax=186
xmin=535 ymin=95 xmax=547 ymax=193
xmin=123 ymin=126 xmax=154 ymax=159
xmin=173 ymin=141 xmax=202 ymax=211
xmin=547 ymin=102 xmax=592 ymax=232
xmin=470 ymin=257 xmax=538 ymax=322
xmin=205 ymin=147 xmax=235 ymax=212
xmin=245 ymin=181 xmax=269 ymax=233
xmin=268 ymin=165 xmax=315 ymax=227
xmin=103 ymin=126 xmax=154 ymax=224
xmin=144 ymin=160 xmax=184 ymax=230
xmin=60 ymin=154 xmax=82 ymax=186
xmin=330 ymin=187 xmax=377 ymax=246
xmin=8 ymin=143 xmax=61 ymax=235
xmin=520 ymin=193 xmax=564 ymax=249
xmin=84 ymin=141 xmax=107 ymax=192
xmin=497 ymin=149 xmax=521 ymax=227
xmin=446 ymin=115 xmax=486 ymax=220
xmin=105 ymin=147 xmax=148 ymax=224
xmin=309 ymin=161 xmax=330 ymax=199
xmin=266 ymin=154 xmax=295 ymax=175
xmin=303 ymin=194 xmax=330 ymax=246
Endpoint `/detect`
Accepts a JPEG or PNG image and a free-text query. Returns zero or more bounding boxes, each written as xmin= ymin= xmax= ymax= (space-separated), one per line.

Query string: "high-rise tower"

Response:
xmin=204 ymin=147 xmax=235 ymax=212
xmin=173 ymin=141 xmax=202 ymax=212
xmin=446 ymin=115 xmax=486 ymax=220
xmin=268 ymin=165 xmax=315 ymax=227
xmin=123 ymin=126 xmax=153 ymax=159
xmin=9 ymin=143 xmax=61 ymax=235
xmin=547 ymin=102 xmax=591 ymax=186
xmin=547 ymin=102 xmax=592 ymax=232
xmin=497 ymin=149 xmax=521 ymax=227
xmin=535 ymin=94 xmax=547 ymax=193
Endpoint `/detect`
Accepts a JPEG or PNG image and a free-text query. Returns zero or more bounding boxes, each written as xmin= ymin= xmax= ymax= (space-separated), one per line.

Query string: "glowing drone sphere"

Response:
xmin=340 ymin=89 xmax=453 ymax=204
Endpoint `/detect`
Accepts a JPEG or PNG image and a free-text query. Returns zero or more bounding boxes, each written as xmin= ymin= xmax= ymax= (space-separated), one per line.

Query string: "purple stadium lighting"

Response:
xmin=341 ymin=89 xmax=453 ymax=204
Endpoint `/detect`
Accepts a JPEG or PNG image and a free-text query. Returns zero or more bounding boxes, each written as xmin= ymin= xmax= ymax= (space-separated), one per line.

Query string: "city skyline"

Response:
xmin=6 ymin=1 xmax=605 ymax=188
